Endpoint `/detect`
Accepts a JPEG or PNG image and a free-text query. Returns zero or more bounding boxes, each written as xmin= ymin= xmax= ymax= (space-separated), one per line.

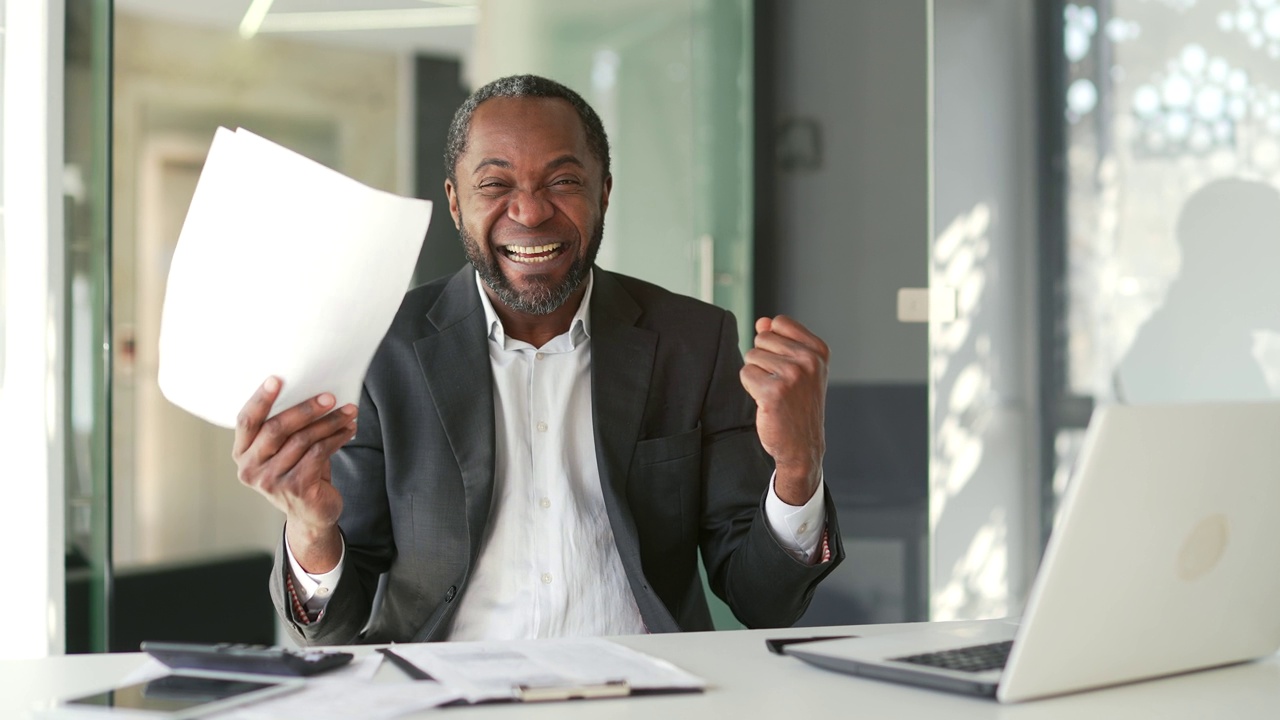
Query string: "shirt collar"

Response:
xmin=474 ymin=269 xmax=594 ymax=348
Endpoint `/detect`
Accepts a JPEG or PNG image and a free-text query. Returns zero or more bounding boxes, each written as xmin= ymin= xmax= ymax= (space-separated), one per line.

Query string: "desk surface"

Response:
xmin=5 ymin=622 xmax=1279 ymax=719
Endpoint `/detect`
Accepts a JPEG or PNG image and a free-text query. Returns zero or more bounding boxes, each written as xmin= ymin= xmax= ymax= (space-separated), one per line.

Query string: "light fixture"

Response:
xmin=256 ymin=6 xmax=479 ymax=35
xmin=239 ymin=0 xmax=277 ymax=40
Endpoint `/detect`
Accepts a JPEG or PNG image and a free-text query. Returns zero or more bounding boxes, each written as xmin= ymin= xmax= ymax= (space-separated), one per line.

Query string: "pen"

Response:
xmin=765 ymin=635 xmax=858 ymax=655
xmin=377 ymin=646 xmax=436 ymax=680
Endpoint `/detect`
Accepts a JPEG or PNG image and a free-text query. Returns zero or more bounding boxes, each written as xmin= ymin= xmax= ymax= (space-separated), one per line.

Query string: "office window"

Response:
xmin=1045 ymin=0 xmax=1280 ymax=521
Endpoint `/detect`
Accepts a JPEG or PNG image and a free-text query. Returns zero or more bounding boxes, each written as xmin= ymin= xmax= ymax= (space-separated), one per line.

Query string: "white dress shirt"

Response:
xmin=287 ymin=271 xmax=826 ymax=638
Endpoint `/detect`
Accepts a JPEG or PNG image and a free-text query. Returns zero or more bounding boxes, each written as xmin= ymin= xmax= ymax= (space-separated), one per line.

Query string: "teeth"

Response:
xmin=504 ymin=243 xmax=562 ymax=263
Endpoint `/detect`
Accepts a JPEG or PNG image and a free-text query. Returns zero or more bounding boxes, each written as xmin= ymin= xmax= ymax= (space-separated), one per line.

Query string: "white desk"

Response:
xmin=5 ymin=622 xmax=1279 ymax=719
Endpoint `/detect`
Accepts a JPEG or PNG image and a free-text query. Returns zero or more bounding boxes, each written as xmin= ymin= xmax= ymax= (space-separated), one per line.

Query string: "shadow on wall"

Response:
xmin=1116 ymin=178 xmax=1280 ymax=403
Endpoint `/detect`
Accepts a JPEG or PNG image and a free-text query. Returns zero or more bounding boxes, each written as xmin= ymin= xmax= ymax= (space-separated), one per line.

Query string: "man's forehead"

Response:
xmin=465 ymin=97 xmax=590 ymax=157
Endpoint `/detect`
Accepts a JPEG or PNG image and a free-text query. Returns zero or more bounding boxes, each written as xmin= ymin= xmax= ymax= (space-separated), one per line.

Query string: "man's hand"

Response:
xmin=232 ymin=377 xmax=357 ymax=573
xmin=740 ymin=316 xmax=829 ymax=506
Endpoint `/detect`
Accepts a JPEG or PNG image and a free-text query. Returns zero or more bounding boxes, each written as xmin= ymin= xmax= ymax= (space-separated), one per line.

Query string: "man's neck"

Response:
xmin=487 ymin=283 xmax=588 ymax=348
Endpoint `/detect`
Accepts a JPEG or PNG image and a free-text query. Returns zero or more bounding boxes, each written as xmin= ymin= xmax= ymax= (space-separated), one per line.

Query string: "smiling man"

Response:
xmin=234 ymin=75 xmax=844 ymax=645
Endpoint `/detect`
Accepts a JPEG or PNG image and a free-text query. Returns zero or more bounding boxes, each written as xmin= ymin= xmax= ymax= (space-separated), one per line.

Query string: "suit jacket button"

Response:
xmin=445 ymin=585 xmax=457 ymax=602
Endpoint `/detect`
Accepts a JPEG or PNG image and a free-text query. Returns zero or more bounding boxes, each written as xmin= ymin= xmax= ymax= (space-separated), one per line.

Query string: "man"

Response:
xmin=234 ymin=75 xmax=842 ymax=645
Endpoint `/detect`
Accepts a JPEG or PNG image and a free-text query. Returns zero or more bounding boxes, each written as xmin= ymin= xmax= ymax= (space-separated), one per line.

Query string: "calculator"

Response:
xmin=140 ymin=641 xmax=355 ymax=677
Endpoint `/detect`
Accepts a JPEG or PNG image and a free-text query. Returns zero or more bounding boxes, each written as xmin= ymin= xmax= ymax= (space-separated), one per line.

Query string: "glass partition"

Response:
xmin=1045 ymin=0 xmax=1280 ymax=522
xmin=64 ymin=0 xmax=114 ymax=653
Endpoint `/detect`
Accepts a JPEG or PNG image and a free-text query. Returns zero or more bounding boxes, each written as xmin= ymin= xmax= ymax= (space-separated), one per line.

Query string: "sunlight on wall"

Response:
xmin=929 ymin=203 xmax=992 ymax=528
xmin=933 ymin=508 xmax=1010 ymax=620
xmin=930 ymin=199 xmax=1024 ymax=622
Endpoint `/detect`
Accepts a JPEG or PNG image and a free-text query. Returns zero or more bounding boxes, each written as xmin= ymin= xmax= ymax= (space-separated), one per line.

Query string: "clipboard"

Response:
xmin=514 ymin=679 xmax=631 ymax=702
xmin=379 ymin=639 xmax=706 ymax=705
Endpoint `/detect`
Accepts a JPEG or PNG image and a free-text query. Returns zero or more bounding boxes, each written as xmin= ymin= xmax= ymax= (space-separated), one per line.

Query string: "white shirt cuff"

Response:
xmin=763 ymin=471 xmax=827 ymax=564
xmin=284 ymin=531 xmax=346 ymax=615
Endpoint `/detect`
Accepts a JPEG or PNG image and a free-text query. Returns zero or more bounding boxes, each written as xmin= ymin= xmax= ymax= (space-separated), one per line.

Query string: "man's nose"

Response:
xmin=507 ymin=188 xmax=555 ymax=227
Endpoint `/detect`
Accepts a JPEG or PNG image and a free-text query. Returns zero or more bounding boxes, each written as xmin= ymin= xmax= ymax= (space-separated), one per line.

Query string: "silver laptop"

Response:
xmin=787 ymin=402 xmax=1280 ymax=702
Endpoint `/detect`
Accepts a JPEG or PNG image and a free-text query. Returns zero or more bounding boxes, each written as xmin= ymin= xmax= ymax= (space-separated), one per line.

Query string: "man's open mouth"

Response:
xmin=502 ymin=243 xmax=564 ymax=264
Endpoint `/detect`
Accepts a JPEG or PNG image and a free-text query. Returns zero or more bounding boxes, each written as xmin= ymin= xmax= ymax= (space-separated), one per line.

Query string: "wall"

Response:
xmin=930 ymin=0 xmax=1041 ymax=620
xmin=1 ymin=0 xmax=67 ymax=659
xmin=770 ymin=0 xmax=930 ymax=385
xmin=767 ymin=0 xmax=932 ymax=625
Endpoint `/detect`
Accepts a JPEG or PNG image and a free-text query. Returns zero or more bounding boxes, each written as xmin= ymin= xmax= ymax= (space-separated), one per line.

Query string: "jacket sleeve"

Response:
xmin=269 ymin=383 xmax=393 ymax=646
xmin=697 ymin=311 xmax=845 ymax=628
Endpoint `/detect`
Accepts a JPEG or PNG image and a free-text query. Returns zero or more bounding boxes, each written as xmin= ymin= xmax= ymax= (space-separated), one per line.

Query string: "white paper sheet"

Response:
xmin=395 ymin=638 xmax=706 ymax=703
xmin=211 ymin=679 xmax=460 ymax=720
xmin=158 ymin=127 xmax=432 ymax=428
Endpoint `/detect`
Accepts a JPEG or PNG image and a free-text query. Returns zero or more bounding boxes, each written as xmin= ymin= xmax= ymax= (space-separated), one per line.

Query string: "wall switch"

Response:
xmin=897 ymin=287 xmax=958 ymax=323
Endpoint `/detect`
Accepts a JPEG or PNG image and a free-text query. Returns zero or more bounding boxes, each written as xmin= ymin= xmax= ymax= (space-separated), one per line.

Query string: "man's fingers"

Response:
xmin=739 ymin=363 xmax=774 ymax=394
xmin=242 ymin=404 xmax=356 ymax=486
xmin=251 ymin=391 xmax=340 ymax=459
xmin=753 ymin=315 xmax=829 ymax=359
xmin=233 ymin=376 xmax=283 ymax=457
xmin=281 ymin=419 xmax=359 ymax=485
xmin=743 ymin=346 xmax=793 ymax=377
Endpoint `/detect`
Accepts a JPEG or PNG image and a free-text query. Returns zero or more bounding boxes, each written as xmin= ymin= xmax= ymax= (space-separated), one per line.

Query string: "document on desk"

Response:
xmin=157 ymin=126 xmax=432 ymax=429
xmin=214 ymin=678 xmax=461 ymax=720
xmin=394 ymin=638 xmax=706 ymax=703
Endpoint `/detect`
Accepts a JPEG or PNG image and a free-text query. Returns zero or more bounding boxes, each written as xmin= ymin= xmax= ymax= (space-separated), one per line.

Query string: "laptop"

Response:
xmin=786 ymin=402 xmax=1280 ymax=702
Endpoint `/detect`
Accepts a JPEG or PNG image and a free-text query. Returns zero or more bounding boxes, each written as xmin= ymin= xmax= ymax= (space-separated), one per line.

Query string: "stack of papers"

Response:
xmin=157 ymin=127 xmax=432 ymax=428
xmin=394 ymin=638 xmax=706 ymax=703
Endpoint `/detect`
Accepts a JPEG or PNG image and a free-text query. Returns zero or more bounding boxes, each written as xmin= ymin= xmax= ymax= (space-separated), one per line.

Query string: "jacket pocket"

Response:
xmin=633 ymin=424 xmax=702 ymax=466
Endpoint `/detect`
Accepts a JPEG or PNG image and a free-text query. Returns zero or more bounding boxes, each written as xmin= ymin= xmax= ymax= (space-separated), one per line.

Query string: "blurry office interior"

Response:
xmin=4 ymin=0 xmax=1280 ymax=657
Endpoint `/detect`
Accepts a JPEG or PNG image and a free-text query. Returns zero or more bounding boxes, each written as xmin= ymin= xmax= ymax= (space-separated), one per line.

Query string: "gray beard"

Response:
xmin=460 ymin=220 xmax=603 ymax=316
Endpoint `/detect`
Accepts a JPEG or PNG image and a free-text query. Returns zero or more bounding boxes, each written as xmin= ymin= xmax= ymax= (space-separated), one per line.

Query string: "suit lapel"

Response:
xmin=589 ymin=271 xmax=657 ymax=565
xmin=413 ymin=267 xmax=495 ymax=563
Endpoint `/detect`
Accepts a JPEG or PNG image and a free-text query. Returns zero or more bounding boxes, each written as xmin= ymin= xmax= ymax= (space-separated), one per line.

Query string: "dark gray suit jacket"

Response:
xmin=271 ymin=266 xmax=843 ymax=645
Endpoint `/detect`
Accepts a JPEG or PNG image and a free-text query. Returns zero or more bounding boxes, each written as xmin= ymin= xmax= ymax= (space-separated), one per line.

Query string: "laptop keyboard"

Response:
xmin=890 ymin=640 xmax=1014 ymax=673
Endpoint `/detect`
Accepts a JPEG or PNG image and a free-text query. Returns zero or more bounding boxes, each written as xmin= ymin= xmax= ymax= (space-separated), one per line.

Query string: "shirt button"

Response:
xmin=535 ymin=352 xmax=545 ymax=360
xmin=540 ymin=497 xmax=551 ymax=509
xmin=315 ymin=586 xmax=330 ymax=597
xmin=541 ymin=573 xmax=553 ymax=584
xmin=797 ymin=522 xmax=810 ymax=534
xmin=536 ymin=421 xmax=548 ymax=432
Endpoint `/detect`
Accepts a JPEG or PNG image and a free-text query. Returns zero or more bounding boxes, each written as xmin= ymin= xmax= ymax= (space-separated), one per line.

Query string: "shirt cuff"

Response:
xmin=763 ymin=471 xmax=827 ymax=564
xmin=284 ymin=531 xmax=345 ymax=615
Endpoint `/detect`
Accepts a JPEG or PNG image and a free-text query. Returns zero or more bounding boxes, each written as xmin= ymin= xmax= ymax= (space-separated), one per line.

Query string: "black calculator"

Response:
xmin=141 ymin=641 xmax=355 ymax=677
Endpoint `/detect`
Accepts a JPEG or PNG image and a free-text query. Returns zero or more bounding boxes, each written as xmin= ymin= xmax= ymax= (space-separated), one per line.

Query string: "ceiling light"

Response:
xmin=239 ymin=0 xmax=276 ymax=39
xmin=257 ymin=7 xmax=479 ymax=34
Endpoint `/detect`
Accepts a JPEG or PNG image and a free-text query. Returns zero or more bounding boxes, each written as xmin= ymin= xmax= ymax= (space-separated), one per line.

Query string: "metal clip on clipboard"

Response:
xmin=514 ymin=679 xmax=631 ymax=702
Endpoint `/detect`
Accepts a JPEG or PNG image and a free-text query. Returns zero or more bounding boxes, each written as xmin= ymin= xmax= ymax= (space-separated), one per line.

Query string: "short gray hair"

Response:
xmin=444 ymin=74 xmax=611 ymax=185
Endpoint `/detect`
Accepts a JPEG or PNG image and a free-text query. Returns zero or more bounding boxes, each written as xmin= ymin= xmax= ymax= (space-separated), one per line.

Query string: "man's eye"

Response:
xmin=553 ymin=178 xmax=581 ymax=186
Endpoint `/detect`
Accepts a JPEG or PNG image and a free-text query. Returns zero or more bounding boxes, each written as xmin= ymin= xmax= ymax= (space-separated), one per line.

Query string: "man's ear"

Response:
xmin=600 ymin=175 xmax=613 ymax=216
xmin=444 ymin=179 xmax=461 ymax=229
